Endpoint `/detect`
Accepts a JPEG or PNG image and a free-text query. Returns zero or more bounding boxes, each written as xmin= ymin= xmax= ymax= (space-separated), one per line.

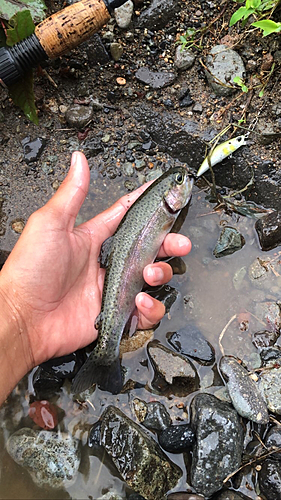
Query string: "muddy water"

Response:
xmin=0 ymin=171 xmax=280 ymax=499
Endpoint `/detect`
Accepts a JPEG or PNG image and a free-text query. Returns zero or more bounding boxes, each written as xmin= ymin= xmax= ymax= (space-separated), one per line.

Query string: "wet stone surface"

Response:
xmin=259 ymin=366 xmax=281 ymax=415
xmin=219 ymin=356 xmax=269 ymax=424
xmin=190 ymin=393 xmax=244 ymax=498
xmin=99 ymin=406 xmax=182 ymax=500
xmin=132 ymin=398 xmax=171 ymax=431
xmin=252 ymin=329 xmax=279 ymax=350
xmin=6 ymin=428 xmax=80 ymax=488
xmin=255 ymin=211 xmax=281 ymax=251
xmin=135 ymin=68 xmax=177 ymax=89
xmin=264 ymin=426 xmax=281 ymax=460
xmin=204 ymin=44 xmax=245 ymax=96
xmin=158 ymin=423 xmax=195 ymax=453
xmin=167 ymin=325 xmax=215 ymax=365
xmin=147 ymin=341 xmax=199 ymax=392
xmin=258 ymin=459 xmax=281 ymax=500
xmin=213 ymin=227 xmax=245 ymax=258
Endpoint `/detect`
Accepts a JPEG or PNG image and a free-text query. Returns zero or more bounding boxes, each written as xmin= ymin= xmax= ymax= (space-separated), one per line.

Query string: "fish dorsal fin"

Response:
xmin=98 ymin=236 xmax=114 ymax=268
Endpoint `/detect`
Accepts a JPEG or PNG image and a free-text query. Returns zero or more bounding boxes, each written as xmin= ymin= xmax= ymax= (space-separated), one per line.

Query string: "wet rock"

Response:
xmin=132 ymin=398 xmax=171 ymax=431
xmin=137 ymin=0 xmax=181 ymax=30
xmin=178 ymin=88 xmax=194 ymax=108
xmin=86 ymin=34 xmax=110 ymax=65
xmin=135 ymin=67 xmax=176 ymax=89
xmin=28 ymin=400 xmax=58 ymax=430
xmin=260 ymin=346 xmax=281 ymax=366
xmin=219 ymin=356 xmax=269 ymax=424
xmin=133 ymin=104 xmax=206 ymax=167
xmin=99 ymin=406 xmax=182 ymax=500
xmin=65 ymin=103 xmax=93 ymax=129
xmin=22 ymin=137 xmax=46 ymax=163
xmin=88 ymin=420 xmax=102 ymax=449
xmin=6 ymin=428 xmax=80 ymax=488
xmin=204 ymin=44 xmax=245 ymax=96
xmin=213 ymin=227 xmax=245 ymax=258
xmin=114 ymin=0 xmax=134 ymax=28
xmin=255 ymin=211 xmax=281 ymax=251
xmin=255 ymin=119 xmax=281 ymax=145
xmin=167 ymin=495 xmax=204 ymax=500
xmin=264 ymin=426 xmax=281 ymax=460
xmin=158 ymin=424 xmax=194 ymax=453
xmin=259 ymin=366 xmax=281 ymax=415
xmin=32 ymin=366 xmax=63 ymax=398
xmin=190 ymin=393 xmax=244 ymax=497
xmin=147 ymin=341 xmax=199 ymax=391
xmin=174 ymin=47 xmax=196 ymax=70
xmin=255 ymin=301 xmax=281 ymax=333
xmin=258 ymin=459 xmax=281 ymax=500
xmin=40 ymin=351 xmax=86 ymax=380
xmin=167 ymin=325 xmax=215 ymax=365
xmin=252 ymin=330 xmax=279 ymax=350
xmin=110 ymin=42 xmax=123 ymax=61
xmin=148 ymin=285 xmax=179 ymax=314
xmin=83 ymin=137 xmax=104 ymax=157
xmin=214 ymin=491 xmax=252 ymax=500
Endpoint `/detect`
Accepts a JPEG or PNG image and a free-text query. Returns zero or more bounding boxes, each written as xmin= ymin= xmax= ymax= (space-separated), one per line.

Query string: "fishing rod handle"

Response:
xmin=35 ymin=0 xmax=110 ymax=59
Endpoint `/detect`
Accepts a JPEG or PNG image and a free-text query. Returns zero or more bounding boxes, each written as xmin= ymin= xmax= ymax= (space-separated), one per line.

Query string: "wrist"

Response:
xmin=0 ymin=276 xmax=34 ymax=404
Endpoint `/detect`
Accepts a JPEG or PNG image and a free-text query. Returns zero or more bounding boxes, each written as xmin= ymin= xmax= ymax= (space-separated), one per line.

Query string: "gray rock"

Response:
xmin=174 ymin=46 xmax=196 ymax=70
xmin=220 ymin=356 xmax=269 ymax=424
xmin=264 ymin=426 xmax=281 ymax=460
xmin=114 ymin=0 xmax=134 ymax=29
xmin=255 ymin=301 xmax=281 ymax=333
xmin=6 ymin=428 xmax=80 ymax=488
xmin=110 ymin=42 xmax=123 ymax=61
xmin=132 ymin=398 xmax=171 ymax=431
xmin=259 ymin=366 xmax=281 ymax=415
xmin=22 ymin=136 xmax=46 ymax=163
xmin=213 ymin=227 xmax=245 ymax=257
xmin=147 ymin=341 xmax=199 ymax=390
xmin=204 ymin=44 xmax=245 ymax=96
xmin=137 ymin=0 xmax=181 ymax=30
xmin=135 ymin=67 xmax=176 ymax=89
xmin=258 ymin=460 xmax=281 ymax=500
xmin=100 ymin=406 xmax=182 ymax=500
xmin=65 ymin=103 xmax=93 ymax=129
xmin=86 ymin=34 xmax=110 ymax=65
xmin=260 ymin=346 xmax=281 ymax=366
xmin=252 ymin=330 xmax=279 ymax=350
xmin=190 ymin=393 xmax=244 ymax=497
xmin=167 ymin=324 xmax=215 ymax=365
xmin=158 ymin=424 xmax=194 ymax=453
xmin=255 ymin=211 xmax=281 ymax=251
xmin=215 ymin=491 xmax=252 ymax=500
xmin=167 ymin=494 xmax=204 ymax=500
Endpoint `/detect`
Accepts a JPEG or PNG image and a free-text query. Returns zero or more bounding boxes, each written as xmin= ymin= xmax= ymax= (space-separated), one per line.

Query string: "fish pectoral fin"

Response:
xmin=71 ymin=357 xmax=123 ymax=395
xmin=98 ymin=236 xmax=114 ymax=268
xmin=94 ymin=311 xmax=104 ymax=331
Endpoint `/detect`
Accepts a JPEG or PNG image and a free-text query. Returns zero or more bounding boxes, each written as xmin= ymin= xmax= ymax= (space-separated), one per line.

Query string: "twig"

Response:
xmin=218 ymin=314 xmax=237 ymax=356
xmin=223 ymin=447 xmax=281 ymax=484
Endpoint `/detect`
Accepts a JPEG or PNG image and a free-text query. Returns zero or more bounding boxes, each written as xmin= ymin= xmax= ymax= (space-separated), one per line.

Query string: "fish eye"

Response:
xmin=175 ymin=172 xmax=184 ymax=184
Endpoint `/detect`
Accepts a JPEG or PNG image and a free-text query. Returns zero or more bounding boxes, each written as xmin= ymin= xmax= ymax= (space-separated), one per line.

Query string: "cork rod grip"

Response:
xmin=35 ymin=0 xmax=110 ymax=59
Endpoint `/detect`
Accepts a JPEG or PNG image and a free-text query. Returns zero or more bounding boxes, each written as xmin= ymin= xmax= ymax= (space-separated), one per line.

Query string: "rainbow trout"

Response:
xmin=72 ymin=167 xmax=193 ymax=394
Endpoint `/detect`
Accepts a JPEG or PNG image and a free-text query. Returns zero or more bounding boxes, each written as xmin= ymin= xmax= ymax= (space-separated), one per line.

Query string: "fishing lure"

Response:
xmin=197 ymin=135 xmax=247 ymax=177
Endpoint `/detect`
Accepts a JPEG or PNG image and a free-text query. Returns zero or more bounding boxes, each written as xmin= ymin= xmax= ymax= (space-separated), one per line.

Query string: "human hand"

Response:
xmin=0 ymin=152 xmax=191 ymax=374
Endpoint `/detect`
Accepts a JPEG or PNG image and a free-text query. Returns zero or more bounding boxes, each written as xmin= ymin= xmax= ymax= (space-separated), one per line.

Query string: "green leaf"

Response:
xmin=9 ymin=70 xmax=38 ymax=124
xmin=0 ymin=0 xmax=47 ymax=23
xmin=229 ymin=7 xmax=249 ymax=26
xmin=6 ymin=10 xmax=35 ymax=45
xmin=259 ymin=89 xmax=264 ymax=97
xmin=233 ymin=76 xmax=243 ymax=85
xmin=242 ymin=84 xmax=249 ymax=92
xmin=252 ymin=19 xmax=281 ymax=35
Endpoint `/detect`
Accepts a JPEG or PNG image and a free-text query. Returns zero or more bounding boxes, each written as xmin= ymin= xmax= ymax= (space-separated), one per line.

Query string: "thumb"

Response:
xmin=44 ymin=152 xmax=90 ymax=231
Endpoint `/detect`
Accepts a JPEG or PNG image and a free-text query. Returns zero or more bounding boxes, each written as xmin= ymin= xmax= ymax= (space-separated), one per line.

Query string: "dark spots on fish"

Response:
xmin=237 ymin=137 xmax=242 ymax=142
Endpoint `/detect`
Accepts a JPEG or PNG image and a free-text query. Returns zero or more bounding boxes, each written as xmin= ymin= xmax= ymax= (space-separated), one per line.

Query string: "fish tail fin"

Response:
xmin=71 ymin=356 xmax=123 ymax=395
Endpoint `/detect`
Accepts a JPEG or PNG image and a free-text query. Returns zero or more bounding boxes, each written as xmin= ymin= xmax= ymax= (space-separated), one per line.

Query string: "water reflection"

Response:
xmin=0 ymin=171 xmax=280 ymax=499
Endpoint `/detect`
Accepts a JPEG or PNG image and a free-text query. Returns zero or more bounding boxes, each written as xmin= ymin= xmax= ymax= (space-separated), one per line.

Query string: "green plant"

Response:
xmin=0 ymin=0 xmax=47 ymax=123
xmin=177 ymin=28 xmax=202 ymax=51
xmin=233 ymin=75 xmax=249 ymax=92
xmin=230 ymin=0 xmax=281 ymax=35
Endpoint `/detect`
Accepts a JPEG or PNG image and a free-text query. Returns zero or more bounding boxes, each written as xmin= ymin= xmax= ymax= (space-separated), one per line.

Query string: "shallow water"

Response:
xmin=0 ymin=170 xmax=280 ymax=499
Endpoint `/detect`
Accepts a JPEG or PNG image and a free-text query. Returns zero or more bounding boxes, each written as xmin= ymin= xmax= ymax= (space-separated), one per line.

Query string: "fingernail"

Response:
xmin=71 ymin=151 xmax=78 ymax=167
xmin=140 ymin=294 xmax=154 ymax=309
xmin=178 ymin=236 xmax=188 ymax=248
xmin=146 ymin=267 xmax=164 ymax=281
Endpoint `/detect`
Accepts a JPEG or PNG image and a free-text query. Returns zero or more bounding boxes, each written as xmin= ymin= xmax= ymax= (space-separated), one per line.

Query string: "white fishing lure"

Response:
xmin=197 ymin=135 xmax=247 ymax=177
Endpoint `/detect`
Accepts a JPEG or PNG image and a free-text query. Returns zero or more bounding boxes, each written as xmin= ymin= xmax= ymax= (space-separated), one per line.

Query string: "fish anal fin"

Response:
xmin=98 ymin=236 xmax=114 ymax=268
